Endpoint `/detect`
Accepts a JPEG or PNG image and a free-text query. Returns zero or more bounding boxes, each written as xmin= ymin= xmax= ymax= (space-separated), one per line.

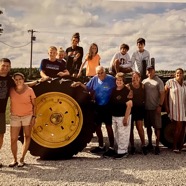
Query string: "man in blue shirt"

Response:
xmin=72 ymin=66 xmax=116 ymax=157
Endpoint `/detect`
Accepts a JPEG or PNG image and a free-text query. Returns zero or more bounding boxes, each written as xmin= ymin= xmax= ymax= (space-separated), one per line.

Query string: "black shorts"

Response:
xmin=0 ymin=113 xmax=6 ymax=134
xmin=95 ymin=104 xmax=112 ymax=126
xmin=131 ymin=104 xmax=145 ymax=122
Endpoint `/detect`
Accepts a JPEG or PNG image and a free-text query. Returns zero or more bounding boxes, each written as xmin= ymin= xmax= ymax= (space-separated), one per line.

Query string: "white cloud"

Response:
xmin=0 ymin=1 xmax=186 ymax=71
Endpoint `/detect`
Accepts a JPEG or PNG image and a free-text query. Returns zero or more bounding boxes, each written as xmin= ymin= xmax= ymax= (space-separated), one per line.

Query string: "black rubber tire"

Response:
xmin=20 ymin=78 xmax=95 ymax=160
xmin=160 ymin=113 xmax=186 ymax=148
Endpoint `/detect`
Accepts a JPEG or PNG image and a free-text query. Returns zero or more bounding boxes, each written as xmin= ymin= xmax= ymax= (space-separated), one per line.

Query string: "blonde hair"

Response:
xmin=48 ymin=46 xmax=57 ymax=51
xmin=115 ymin=72 xmax=125 ymax=82
xmin=58 ymin=47 xmax=64 ymax=53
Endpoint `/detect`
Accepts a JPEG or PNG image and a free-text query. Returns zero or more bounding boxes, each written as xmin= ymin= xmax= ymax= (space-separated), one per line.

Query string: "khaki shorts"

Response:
xmin=0 ymin=113 xmax=6 ymax=134
xmin=10 ymin=115 xmax=32 ymax=127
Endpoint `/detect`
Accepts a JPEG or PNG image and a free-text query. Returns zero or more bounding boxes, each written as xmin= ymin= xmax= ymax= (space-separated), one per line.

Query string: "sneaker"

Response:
xmin=142 ymin=146 xmax=148 ymax=155
xmin=173 ymin=149 xmax=181 ymax=154
xmin=103 ymin=147 xmax=116 ymax=158
xmin=130 ymin=147 xmax=136 ymax=155
xmin=114 ymin=152 xmax=129 ymax=159
xmin=147 ymin=143 xmax=154 ymax=152
xmin=154 ymin=146 xmax=160 ymax=155
xmin=90 ymin=146 xmax=106 ymax=154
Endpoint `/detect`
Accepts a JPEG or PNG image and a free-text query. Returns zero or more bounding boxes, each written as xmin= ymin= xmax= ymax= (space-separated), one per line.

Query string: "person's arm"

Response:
xmin=123 ymin=100 xmax=133 ymax=126
xmin=57 ymin=69 xmax=70 ymax=77
xmin=77 ymin=59 xmax=87 ymax=78
xmin=71 ymin=81 xmax=87 ymax=90
xmin=157 ymin=90 xmax=165 ymax=114
xmin=40 ymin=70 xmax=50 ymax=80
xmin=30 ymin=95 xmax=36 ymax=127
xmin=25 ymin=78 xmax=45 ymax=87
xmin=164 ymin=85 xmax=170 ymax=114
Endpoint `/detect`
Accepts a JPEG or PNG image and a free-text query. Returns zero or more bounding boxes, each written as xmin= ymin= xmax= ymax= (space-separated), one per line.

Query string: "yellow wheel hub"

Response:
xmin=31 ymin=92 xmax=83 ymax=148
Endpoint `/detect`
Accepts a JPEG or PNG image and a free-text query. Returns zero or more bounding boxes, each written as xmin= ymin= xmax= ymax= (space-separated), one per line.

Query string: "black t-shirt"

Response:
xmin=109 ymin=86 xmax=130 ymax=117
xmin=65 ymin=46 xmax=83 ymax=74
xmin=39 ymin=59 xmax=67 ymax=78
xmin=0 ymin=75 xmax=15 ymax=113
xmin=129 ymin=83 xmax=145 ymax=107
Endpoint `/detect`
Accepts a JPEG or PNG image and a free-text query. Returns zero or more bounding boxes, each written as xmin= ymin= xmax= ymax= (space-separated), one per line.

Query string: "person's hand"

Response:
xmin=156 ymin=105 xmax=162 ymax=114
xmin=30 ymin=116 xmax=36 ymax=127
xmin=42 ymin=76 xmax=50 ymax=81
xmin=123 ymin=117 xmax=128 ymax=126
xmin=57 ymin=72 xmax=65 ymax=77
xmin=77 ymin=73 xmax=81 ymax=78
xmin=71 ymin=81 xmax=81 ymax=87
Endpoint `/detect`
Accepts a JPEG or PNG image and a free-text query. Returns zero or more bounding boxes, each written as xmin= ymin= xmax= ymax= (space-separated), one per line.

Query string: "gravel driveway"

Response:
xmin=0 ymin=125 xmax=186 ymax=186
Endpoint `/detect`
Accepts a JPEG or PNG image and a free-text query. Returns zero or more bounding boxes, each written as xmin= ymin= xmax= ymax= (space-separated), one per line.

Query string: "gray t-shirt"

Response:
xmin=142 ymin=75 xmax=164 ymax=110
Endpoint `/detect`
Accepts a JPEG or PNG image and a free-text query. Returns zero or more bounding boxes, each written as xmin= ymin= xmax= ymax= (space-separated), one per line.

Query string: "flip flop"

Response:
xmin=18 ymin=162 xmax=25 ymax=167
xmin=9 ymin=162 xmax=18 ymax=167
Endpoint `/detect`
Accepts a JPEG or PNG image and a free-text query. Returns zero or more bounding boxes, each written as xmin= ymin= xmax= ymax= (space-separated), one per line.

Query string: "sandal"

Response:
xmin=18 ymin=162 xmax=25 ymax=167
xmin=9 ymin=162 xmax=18 ymax=167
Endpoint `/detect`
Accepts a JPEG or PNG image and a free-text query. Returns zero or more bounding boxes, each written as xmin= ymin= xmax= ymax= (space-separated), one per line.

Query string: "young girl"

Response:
xmin=66 ymin=33 xmax=84 ymax=77
xmin=109 ymin=72 xmax=132 ymax=159
xmin=77 ymin=43 xmax=100 ymax=79
xmin=127 ymin=72 xmax=147 ymax=155
xmin=9 ymin=73 xmax=36 ymax=167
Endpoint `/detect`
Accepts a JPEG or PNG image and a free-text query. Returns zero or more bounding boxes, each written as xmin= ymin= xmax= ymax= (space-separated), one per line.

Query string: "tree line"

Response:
xmin=9 ymin=68 xmax=183 ymax=81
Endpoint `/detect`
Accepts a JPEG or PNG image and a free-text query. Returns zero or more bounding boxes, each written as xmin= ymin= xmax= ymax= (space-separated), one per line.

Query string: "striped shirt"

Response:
xmin=166 ymin=78 xmax=186 ymax=121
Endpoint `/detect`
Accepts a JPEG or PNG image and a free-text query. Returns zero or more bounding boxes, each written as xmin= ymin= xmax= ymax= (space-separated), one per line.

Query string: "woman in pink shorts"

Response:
xmin=9 ymin=73 xmax=36 ymax=167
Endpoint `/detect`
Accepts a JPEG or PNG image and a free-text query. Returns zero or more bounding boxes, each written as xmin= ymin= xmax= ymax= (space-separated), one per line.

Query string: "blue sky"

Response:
xmin=0 ymin=0 xmax=186 ymax=70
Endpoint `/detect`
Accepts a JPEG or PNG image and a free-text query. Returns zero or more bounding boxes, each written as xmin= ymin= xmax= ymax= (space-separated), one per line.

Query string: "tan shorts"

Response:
xmin=10 ymin=115 xmax=32 ymax=127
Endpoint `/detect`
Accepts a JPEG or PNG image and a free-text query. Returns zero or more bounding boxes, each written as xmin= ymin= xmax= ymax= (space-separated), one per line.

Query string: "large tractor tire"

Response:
xmin=25 ymin=78 xmax=95 ymax=159
xmin=160 ymin=113 xmax=186 ymax=148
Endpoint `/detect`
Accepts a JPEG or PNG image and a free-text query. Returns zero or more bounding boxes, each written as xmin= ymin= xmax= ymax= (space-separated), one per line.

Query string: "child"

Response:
xmin=65 ymin=33 xmax=84 ymax=77
xmin=39 ymin=46 xmax=69 ymax=81
xmin=109 ymin=72 xmax=132 ymax=159
xmin=77 ymin=43 xmax=100 ymax=79
xmin=131 ymin=38 xmax=150 ymax=80
xmin=9 ymin=73 xmax=36 ymax=167
xmin=57 ymin=47 xmax=66 ymax=63
xmin=127 ymin=72 xmax=147 ymax=155
xmin=109 ymin=43 xmax=132 ymax=75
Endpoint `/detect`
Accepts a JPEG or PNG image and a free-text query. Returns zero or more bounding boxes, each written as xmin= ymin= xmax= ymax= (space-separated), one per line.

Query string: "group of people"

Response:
xmin=0 ymin=33 xmax=186 ymax=167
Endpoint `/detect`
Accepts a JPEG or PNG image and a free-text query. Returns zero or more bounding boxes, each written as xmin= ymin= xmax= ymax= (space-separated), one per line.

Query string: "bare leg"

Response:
xmin=154 ymin=129 xmax=160 ymax=147
xmin=20 ymin=125 xmax=32 ymax=162
xmin=130 ymin=121 xmax=135 ymax=147
xmin=147 ymin=127 xmax=152 ymax=145
xmin=136 ymin=120 xmax=146 ymax=146
xmin=178 ymin=122 xmax=186 ymax=151
xmin=0 ymin=134 xmax=4 ymax=150
xmin=173 ymin=121 xmax=182 ymax=150
xmin=10 ymin=126 xmax=21 ymax=163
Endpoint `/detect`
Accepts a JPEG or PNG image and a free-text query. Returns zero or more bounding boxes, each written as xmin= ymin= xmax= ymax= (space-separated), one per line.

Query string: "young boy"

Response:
xmin=131 ymin=38 xmax=150 ymax=80
xmin=109 ymin=43 xmax=132 ymax=75
xmin=0 ymin=58 xmax=15 ymax=167
xmin=40 ymin=46 xmax=69 ymax=81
